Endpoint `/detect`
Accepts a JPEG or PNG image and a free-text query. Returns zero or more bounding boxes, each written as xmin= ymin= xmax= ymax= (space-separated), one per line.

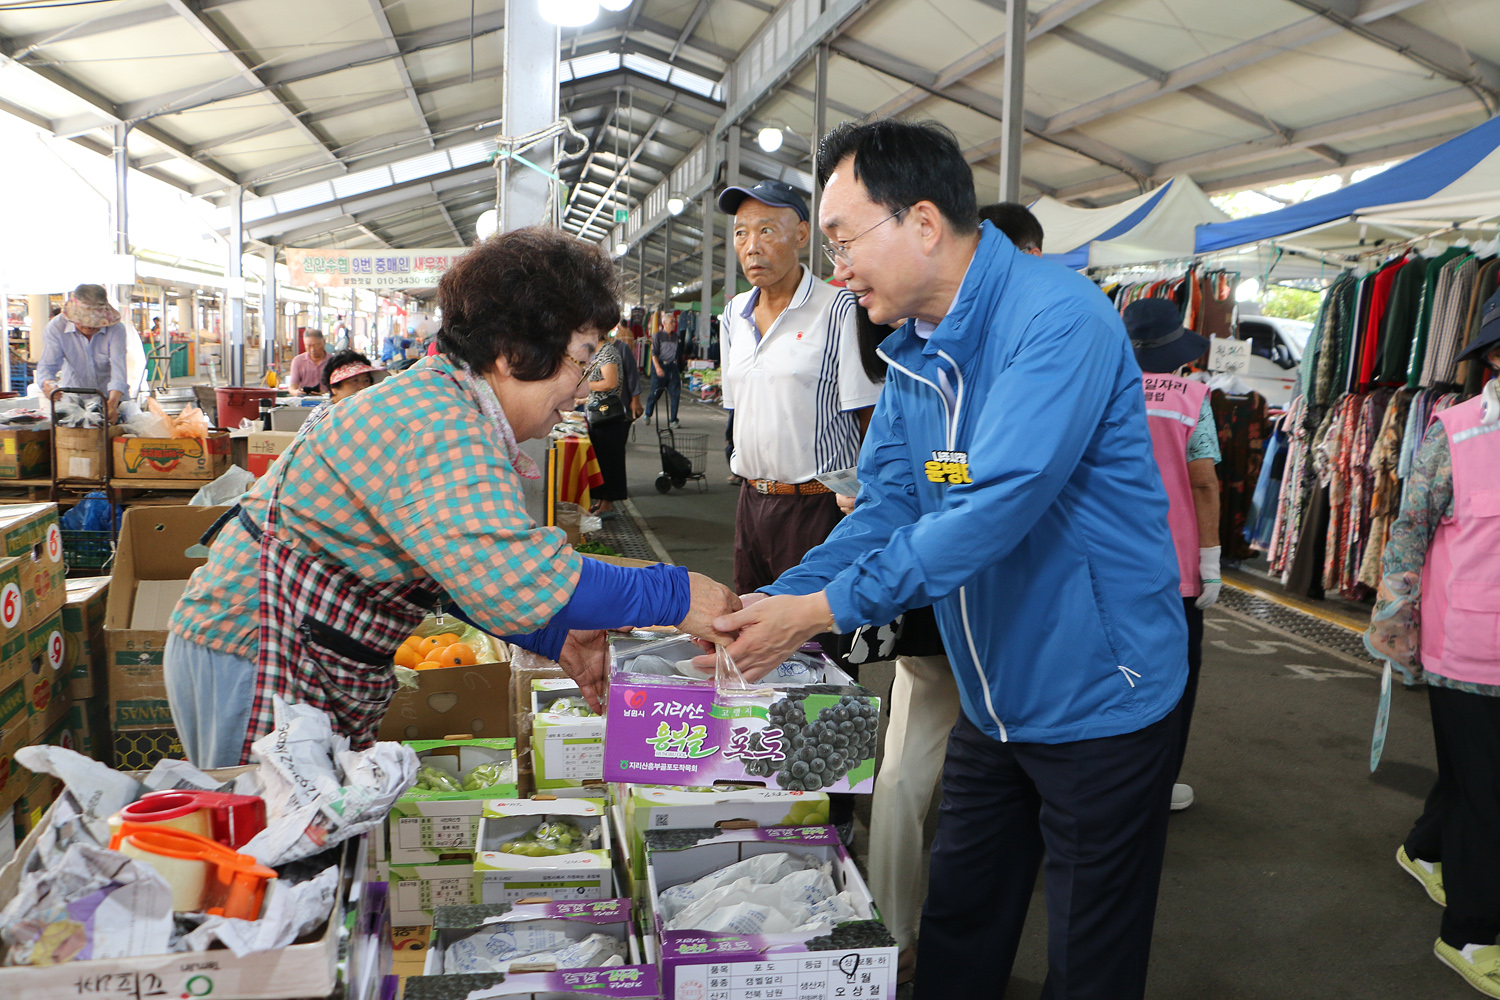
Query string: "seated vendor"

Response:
xmin=322 ymin=351 xmax=380 ymax=403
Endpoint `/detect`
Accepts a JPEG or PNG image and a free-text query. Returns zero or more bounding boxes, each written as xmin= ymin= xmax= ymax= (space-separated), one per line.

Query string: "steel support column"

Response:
xmin=662 ymin=217 xmax=674 ymax=311
xmin=998 ymin=0 xmax=1026 ymax=201
xmin=500 ymin=0 xmax=560 ymax=230
xmin=724 ymin=126 xmax=741 ymax=300
xmin=226 ymin=186 xmax=245 ymax=385
xmin=638 ymin=243 xmax=646 ymax=308
xmin=701 ymin=192 xmax=713 ymax=322
xmin=262 ymin=245 xmax=277 ymax=377
xmin=808 ymin=44 xmax=828 ymax=278
xmin=111 ymin=124 xmax=137 ymax=395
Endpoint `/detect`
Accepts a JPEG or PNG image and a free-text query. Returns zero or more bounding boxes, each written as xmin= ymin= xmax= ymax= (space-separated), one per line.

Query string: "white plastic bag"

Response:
xmin=189 ymin=465 xmax=256 ymax=506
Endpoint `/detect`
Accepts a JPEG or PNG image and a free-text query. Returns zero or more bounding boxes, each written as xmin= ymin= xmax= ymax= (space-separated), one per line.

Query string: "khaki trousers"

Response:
xmin=867 ymin=653 xmax=962 ymax=948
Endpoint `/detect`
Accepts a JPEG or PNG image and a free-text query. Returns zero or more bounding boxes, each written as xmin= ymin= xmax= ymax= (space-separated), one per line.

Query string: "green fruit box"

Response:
xmin=531 ymin=679 xmax=603 ymax=791
xmin=473 ymin=798 xmax=615 ymax=906
xmin=620 ymin=784 xmax=831 ymax=887
xmin=388 ymin=738 xmax=518 ymax=865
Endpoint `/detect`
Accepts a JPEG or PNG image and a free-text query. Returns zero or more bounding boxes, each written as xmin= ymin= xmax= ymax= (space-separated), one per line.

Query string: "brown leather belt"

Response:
xmin=748 ymin=478 xmax=830 ymax=496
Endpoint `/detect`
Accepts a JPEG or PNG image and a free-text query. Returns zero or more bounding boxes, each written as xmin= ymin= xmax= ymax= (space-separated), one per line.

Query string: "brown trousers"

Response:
xmin=732 ymin=485 xmax=844 ymax=595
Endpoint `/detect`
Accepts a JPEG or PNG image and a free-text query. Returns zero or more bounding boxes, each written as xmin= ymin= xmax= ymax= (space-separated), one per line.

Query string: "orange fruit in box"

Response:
xmin=393 ymin=645 xmax=420 ymax=669
xmin=414 ymin=636 xmax=443 ymax=656
xmin=436 ymin=642 xmax=476 ymax=667
xmin=431 ymin=632 xmax=461 ymax=647
xmin=414 ymin=660 xmax=443 ymax=671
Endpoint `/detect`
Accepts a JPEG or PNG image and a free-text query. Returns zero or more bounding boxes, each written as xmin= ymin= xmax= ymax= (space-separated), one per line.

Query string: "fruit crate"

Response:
xmin=61 ymin=529 xmax=113 ymax=575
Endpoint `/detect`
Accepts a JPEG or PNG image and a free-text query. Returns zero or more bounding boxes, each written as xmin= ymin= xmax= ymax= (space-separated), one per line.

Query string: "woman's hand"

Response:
xmin=690 ymin=592 xmax=831 ymax=682
xmin=558 ymin=629 xmax=608 ymax=713
xmin=676 ymin=573 xmax=743 ymax=645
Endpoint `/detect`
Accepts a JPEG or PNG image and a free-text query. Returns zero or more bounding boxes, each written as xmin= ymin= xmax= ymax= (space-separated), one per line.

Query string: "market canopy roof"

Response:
xmin=0 ymin=0 xmax=1497 ymax=299
xmin=1034 ymin=175 xmax=1227 ymax=269
xmin=1195 ymin=113 xmax=1500 ymax=256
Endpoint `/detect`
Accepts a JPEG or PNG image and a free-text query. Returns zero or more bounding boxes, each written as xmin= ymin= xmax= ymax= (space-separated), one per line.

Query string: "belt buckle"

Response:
xmin=755 ymin=480 xmax=773 ymax=495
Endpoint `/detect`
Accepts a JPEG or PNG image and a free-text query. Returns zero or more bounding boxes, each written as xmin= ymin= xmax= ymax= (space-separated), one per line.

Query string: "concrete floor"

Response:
xmin=616 ymin=399 xmax=1465 ymax=1000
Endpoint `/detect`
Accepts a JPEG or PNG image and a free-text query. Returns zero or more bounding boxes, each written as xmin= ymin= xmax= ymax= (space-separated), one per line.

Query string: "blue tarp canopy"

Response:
xmin=1195 ymin=115 xmax=1500 ymax=255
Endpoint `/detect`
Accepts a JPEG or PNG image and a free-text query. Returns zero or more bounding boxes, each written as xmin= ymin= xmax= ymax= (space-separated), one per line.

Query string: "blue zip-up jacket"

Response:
xmin=764 ymin=223 xmax=1187 ymax=744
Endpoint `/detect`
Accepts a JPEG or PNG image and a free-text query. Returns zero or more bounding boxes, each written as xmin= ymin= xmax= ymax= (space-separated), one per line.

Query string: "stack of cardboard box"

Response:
xmin=0 ymin=504 xmax=75 ymax=860
xmin=101 ymin=505 xmax=225 ymax=770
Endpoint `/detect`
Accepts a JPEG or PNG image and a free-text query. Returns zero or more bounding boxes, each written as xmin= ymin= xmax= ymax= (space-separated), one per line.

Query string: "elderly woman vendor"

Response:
xmin=166 ymin=227 xmax=740 ymax=767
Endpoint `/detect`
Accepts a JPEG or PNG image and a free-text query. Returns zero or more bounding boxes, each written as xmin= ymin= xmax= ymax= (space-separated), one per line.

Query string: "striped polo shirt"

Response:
xmin=721 ymin=264 xmax=881 ymax=483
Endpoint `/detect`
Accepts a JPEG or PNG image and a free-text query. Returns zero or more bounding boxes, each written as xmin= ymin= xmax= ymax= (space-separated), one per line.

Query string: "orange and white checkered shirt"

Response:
xmin=171 ymin=356 xmax=582 ymax=657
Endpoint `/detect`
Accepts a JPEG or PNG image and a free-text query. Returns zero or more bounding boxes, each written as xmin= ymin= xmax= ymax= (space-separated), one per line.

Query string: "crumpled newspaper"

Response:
xmin=239 ymin=696 xmax=418 ymax=866
xmin=0 ymin=843 xmax=173 ymax=965
xmin=14 ymin=745 xmax=144 ymax=847
xmin=174 ymin=864 xmax=339 ymax=957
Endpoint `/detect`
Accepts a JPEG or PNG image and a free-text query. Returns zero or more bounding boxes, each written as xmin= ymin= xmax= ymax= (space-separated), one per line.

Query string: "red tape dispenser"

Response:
xmin=110 ymin=824 xmax=278 ymax=919
xmin=116 ymin=790 xmax=267 ymax=849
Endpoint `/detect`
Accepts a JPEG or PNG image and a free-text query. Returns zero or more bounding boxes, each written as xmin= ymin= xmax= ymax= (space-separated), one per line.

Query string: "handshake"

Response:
xmin=675 ymin=573 xmax=838 ymax=684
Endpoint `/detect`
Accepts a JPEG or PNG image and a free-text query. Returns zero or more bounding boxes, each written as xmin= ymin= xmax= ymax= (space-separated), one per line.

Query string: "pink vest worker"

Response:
xmin=1420 ymin=395 xmax=1500 ymax=686
xmin=1142 ymin=373 xmax=1209 ymax=598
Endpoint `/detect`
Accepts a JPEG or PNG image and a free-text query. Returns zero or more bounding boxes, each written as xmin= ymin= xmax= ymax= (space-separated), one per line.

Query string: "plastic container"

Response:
xmin=214 ymin=386 xmax=279 ymax=429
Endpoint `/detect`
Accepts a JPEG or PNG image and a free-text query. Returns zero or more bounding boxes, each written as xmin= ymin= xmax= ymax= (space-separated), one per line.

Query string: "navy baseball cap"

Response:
xmin=718 ymin=179 xmax=809 ymax=222
xmin=1457 ymin=287 xmax=1500 ymax=362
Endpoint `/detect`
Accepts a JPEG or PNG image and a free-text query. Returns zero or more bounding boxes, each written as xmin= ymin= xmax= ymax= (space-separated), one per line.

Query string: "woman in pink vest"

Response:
xmin=1124 ymin=298 xmax=1222 ymax=814
xmin=1372 ymin=289 xmax=1500 ymax=997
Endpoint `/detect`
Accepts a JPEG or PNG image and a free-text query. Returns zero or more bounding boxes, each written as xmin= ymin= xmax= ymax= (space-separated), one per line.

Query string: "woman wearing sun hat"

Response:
xmin=35 ymin=283 xmax=129 ymax=423
xmin=320 ymin=350 xmax=383 ymax=403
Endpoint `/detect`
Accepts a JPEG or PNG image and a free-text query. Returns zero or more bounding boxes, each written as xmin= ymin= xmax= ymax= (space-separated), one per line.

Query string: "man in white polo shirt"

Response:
xmin=719 ymin=179 xmax=881 ymax=595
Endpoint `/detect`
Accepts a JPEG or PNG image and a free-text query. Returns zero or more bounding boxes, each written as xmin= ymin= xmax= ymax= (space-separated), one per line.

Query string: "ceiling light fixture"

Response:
xmin=476 ymin=209 xmax=499 ymax=241
xmin=599 ymin=0 xmax=631 ymax=11
xmin=667 ymin=196 xmax=685 ymax=216
xmin=757 ymin=126 xmax=784 ymax=153
xmin=538 ymin=0 xmax=599 ymax=27
xmin=615 ymin=241 xmax=630 ymax=257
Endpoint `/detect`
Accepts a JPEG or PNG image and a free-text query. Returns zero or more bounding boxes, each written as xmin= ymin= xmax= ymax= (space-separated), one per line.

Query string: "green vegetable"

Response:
xmin=575 ymin=542 xmax=619 ymax=555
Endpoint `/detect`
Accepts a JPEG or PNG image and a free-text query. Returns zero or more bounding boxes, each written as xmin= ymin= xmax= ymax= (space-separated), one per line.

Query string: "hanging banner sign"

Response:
xmin=284 ymin=248 xmax=470 ymax=289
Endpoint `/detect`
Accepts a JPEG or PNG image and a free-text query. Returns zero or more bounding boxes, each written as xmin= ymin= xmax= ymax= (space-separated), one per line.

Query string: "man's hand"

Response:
xmin=836 ymin=494 xmax=857 ymax=515
xmin=41 ymin=380 xmax=58 ymax=399
xmin=106 ymin=390 xmax=122 ymax=426
xmin=557 ymin=629 xmax=608 ymax=714
xmin=676 ymin=573 xmax=743 ymax=645
xmin=691 ymin=592 xmax=833 ymax=682
xmin=654 ymin=363 xmax=665 ymax=377
xmin=632 ymin=397 xmax=644 ymax=419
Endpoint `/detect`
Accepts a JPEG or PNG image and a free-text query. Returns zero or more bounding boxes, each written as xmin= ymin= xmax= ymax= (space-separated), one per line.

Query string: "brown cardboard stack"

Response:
xmin=0 ymin=504 xmax=70 ymax=829
xmin=103 ymin=506 xmax=224 ymax=769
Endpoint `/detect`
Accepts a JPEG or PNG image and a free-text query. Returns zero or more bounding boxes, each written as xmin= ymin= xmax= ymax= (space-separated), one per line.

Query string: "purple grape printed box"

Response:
xmin=603 ymin=635 xmax=882 ymax=793
xmin=644 ymin=826 xmax=898 ymax=1000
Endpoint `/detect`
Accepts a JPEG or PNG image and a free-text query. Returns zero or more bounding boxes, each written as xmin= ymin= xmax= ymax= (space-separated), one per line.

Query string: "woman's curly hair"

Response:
xmin=436 ymin=226 xmax=622 ymax=380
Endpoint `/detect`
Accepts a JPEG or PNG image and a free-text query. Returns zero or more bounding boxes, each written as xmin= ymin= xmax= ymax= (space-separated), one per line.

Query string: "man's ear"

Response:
xmin=795 ymin=218 xmax=811 ymax=249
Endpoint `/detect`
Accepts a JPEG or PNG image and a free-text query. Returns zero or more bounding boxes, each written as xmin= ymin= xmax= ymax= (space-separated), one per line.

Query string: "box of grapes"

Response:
xmin=602 ymin=634 xmax=881 ymax=793
xmin=645 ymin=826 xmax=898 ymax=1000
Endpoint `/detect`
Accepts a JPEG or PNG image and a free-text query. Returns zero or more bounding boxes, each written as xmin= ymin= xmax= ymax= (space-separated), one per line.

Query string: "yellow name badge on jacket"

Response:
xmin=925 ymin=450 xmax=971 ymax=485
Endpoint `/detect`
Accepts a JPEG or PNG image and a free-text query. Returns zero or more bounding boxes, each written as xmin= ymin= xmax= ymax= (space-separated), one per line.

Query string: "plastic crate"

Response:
xmin=61 ymin=529 xmax=114 ymax=574
xmin=9 ymin=361 xmax=28 ymax=394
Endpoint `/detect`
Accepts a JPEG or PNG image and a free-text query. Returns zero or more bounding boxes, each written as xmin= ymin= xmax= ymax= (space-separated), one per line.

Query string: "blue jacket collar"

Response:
xmin=881 ymin=222 xmax=1016 ymax=370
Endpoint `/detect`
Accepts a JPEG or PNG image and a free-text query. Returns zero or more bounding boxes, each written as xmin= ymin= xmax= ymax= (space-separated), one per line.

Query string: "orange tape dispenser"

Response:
xmin=109 ymin=824 xmax=278 ymax=919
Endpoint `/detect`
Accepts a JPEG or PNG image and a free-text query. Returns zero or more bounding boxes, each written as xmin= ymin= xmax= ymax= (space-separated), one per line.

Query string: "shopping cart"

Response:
xmin=653 ymin=409 xmax=707 ymax=494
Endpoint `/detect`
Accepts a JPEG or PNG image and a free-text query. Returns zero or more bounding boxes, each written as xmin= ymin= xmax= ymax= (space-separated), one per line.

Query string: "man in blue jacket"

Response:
xmin=708 ymin=119 xmax=1188 ymax=998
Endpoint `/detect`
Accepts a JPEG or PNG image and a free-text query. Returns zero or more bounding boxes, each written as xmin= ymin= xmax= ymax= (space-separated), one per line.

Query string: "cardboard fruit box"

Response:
xmin=104 ymin=506 xmax=225 ymax=735
xmin=60 ymin=576 xmax=109 ymax=700
xmin=0 ymin=505 xmax=66 ymax=632
xmin=0 ymin=427 xmax=49 ymax=479
xmin=388 ymin=737 xmax=518 ymax=865
xmin=403 ymin=899 xmax=660 ymax=1000
xmin=602 ymin=635 xmax=882 ymax=793
xmin=645 ymin=826 xmax=897 ymax=1000
xmin=472 ymin=798 xmax=614 ymax=906
xmin=112 ymin=431 xmax=230 ymax=480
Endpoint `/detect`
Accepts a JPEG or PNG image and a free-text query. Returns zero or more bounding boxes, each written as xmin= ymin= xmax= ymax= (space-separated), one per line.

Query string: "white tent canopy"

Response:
xmin=1032 ymin=176 xmax=1228 ymax=270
